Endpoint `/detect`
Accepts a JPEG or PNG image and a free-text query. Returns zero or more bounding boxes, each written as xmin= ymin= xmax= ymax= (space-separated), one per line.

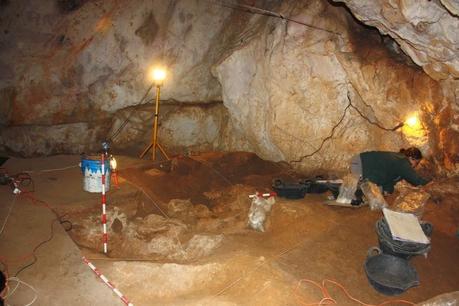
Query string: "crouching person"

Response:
xmin=337 ymin=147 xmax=431 ymax=209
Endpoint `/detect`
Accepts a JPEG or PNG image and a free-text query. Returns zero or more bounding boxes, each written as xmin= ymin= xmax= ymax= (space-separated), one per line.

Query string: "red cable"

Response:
xmin=294 ymin=278 xmax=415 ymax=306
xmin=0 ymin=192 xmax=58 ymax=271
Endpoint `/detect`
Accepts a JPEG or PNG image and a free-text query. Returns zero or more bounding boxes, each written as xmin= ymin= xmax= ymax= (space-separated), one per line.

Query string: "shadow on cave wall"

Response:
xmin=0 ymin=0 xmax=9 ymax=8
xmin=57 ymin=0 xmax=87 ymax=13
xmin=327 ymin=0 xmax=417 ymax=67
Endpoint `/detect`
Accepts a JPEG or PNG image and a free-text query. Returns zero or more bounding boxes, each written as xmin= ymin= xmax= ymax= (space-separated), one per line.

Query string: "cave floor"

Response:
xmin=0 ymin=152 xmax=458 ymax=305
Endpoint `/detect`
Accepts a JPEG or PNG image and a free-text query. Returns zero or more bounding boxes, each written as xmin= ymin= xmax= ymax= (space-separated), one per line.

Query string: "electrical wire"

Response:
xmin=206 ymin=1 xmax=404 ymax=164
xmin=106 ymin=83 xmax=156 ymax=143
xmin=188 ymin=157 xmax=234 ymax=187
xmin=348 ymin=84 xmax=404 ymax=132
xmin=12 ymin=173 xmax=35 ymax=193
xmin=23 ymin=165 xmax=78 ymax=174
xmin=102 ymin=0 xmax=343 ymax=150
xmin=3 ymin=279 xmax=20 ymax=303
xmin=291 ymin=91 xmax=404 ymax=163
xmin=13 ymin=218 xmax=58 ymax=278
xmin=208 ymin=0 xmax=342 ymax=36
xmin=121 ymin=177 xmax=169 ymax=219
xmin=104 ymin=0 xmax=340 ymax=151
xmin=294 ymin=278 xmax=415 ymax=306
xmin=0 ymin=196 xmax=17 ymax=237
xmin=213 ymin=238 xmax=311 ymax=299
xmin=4 ymin=277 xmax=38 ymax=306
xmin=349 ymin=102 xmax=403 ymax=131
xmin=290 ymin=98 xmax=352 ymax=163
xmin=0 ymin=188 xmax=73 ymax=278
xmin=20 ymin=190 xmax=73 ymax=232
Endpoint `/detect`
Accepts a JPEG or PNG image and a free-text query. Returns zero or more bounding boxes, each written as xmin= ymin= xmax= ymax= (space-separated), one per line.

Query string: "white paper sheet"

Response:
xmin=382 ymin=208 xmax=430 ymax=244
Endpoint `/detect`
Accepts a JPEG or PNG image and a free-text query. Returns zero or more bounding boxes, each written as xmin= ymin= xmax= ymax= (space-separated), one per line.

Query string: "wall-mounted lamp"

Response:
xmin=405 ymin=115 xmax=421 ymax=129
xmin=401 ymin=113 xmax=425 ymax=139
xmin=390 ymin=113 xmax=422 ymax=131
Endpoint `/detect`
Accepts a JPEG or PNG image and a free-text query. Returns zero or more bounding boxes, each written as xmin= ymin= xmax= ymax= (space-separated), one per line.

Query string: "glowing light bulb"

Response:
xmin=402 ymin=113 xmax=425 ymax=139
xmin=110 ymin=157 xmax=117 ymax=170
xmin=405 ymin=115 xmax=419 ymax=128
xmin=149 ymin=67 xmax=166 ymax=83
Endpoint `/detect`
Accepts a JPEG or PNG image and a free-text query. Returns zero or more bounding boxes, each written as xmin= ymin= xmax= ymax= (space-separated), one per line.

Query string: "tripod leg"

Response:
xmin=140 ymin=143 xmax=153 ymax=158
xmin=157 ymin=143 xmax=170 ymax=160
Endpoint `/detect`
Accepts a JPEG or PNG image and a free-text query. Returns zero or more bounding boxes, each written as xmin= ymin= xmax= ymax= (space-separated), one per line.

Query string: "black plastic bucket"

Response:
xmin=376 ymin=218 xmax=432 ymax=259
xmin=365 ymin=247 xmax=420 ymax=296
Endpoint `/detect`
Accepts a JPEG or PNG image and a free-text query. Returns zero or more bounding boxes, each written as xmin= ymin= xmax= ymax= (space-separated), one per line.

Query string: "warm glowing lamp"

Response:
xmin=109 ymin=156 xmax=117 ymax=170
xmin=150 ymin=68 xmax=166 ymax=84
xmin=402 ymin=113 xmax=424 ymax=138
xmin=109 ymin=155 xmax=119 ymax=188
xmin=405 ymin=115 xmax=419 ymax=128
xmin=140 ymin=67 xmax=170 ymax=161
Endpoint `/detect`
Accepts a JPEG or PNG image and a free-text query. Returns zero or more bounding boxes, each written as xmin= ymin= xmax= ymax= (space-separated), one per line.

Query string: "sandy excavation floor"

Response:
xmin=2 ymin=152 xmax=459 ymax=305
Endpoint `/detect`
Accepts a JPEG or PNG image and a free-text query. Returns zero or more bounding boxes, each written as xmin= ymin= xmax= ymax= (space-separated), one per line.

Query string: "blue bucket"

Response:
xmin=80 ymin=158 xmax=110 ymax=193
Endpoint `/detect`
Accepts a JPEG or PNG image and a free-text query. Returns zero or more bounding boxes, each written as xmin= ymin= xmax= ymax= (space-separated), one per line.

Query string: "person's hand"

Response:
xmin=422 ymin=180 xmax=435 ymax=192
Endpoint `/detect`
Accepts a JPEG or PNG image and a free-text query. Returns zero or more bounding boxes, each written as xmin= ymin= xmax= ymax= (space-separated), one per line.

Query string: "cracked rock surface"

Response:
xmin=1 ymin=0 xmax=458 ymax=173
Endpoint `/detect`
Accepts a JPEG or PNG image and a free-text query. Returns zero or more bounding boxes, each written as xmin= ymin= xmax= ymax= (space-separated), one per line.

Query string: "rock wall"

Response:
xmin=213 ymin=0 xmax=445 ymax=172
xmin=107 ymin=101 xmax=252 ymax=157
xmin=0 ymin=0 xmax=457 ymax=173
xmin=333 ymin=0 xmax=459 ymax=81
xmin=332 ymin=0 xmax=459 ymax=172
xmin=0 ymin=0 xmax=229 ymax=124
xmin=0 ymin=0 xmax=258 ymax=155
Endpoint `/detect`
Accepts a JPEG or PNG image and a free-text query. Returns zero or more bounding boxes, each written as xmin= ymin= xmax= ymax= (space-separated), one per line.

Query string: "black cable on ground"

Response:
xmin=11 ymin=210 xmax=72 ymax=277
xmin=0 ymin=172 xmax=73 ymax=277
xmin=14 ymin=219 xmax=58 ymax=277
xmin=60 ymin=220 xmax=73 ymax=232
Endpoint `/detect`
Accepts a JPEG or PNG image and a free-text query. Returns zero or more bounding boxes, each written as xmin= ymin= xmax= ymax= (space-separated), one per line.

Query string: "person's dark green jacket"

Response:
xmin=360 ymin=151 xmax=430 ymax=193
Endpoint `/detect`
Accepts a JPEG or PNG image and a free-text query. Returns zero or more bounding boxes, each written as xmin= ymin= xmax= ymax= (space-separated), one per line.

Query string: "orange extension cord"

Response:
xmin=0 ymin=184 xmax=417 ymax=306
xmin=294 ymin=279 xmax=415 ymax=306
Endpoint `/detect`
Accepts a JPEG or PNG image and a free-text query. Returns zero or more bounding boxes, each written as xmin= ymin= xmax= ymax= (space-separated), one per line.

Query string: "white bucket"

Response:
xmin=80 ymin=158 xmax=110 ymax=193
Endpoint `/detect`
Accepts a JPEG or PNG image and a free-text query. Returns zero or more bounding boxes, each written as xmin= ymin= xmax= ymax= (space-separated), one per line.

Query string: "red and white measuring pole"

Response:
xmin=82 ymin=257 xmax=134 ymax=306
xmin=248 ymin=192 xmax=277 ymax=199
xmin=101 ymin=153 xmax=108 ymax=254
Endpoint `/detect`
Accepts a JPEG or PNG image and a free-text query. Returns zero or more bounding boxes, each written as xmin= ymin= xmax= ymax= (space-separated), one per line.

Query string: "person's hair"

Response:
xmin=400 ymin=147 xmax=423 ymax=160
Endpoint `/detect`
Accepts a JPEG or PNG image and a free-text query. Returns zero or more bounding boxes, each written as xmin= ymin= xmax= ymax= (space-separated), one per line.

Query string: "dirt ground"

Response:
xmin=1 ymin=152 xmax=459 ymax=305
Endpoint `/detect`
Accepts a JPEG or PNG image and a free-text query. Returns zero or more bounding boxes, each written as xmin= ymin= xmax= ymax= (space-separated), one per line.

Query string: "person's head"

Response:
xmin=400 ymin=147 xmax=423 ymax=168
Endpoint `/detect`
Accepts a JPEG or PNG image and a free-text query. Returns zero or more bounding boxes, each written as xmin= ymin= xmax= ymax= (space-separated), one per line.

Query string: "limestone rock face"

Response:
xmin=214 ymin=0 xmax=444 ymax=172
xmin=107 ymin=102 xmax=251 ymax=156
xmin=0 ymin=0 xmax=231 ymax=126
xmin=333 ymin=0 xmax=459 ymax=81
xmin=0 ymin=122 xmax=108 ymax=156
xmin=0 ymin=0 xmax=457 ymax=173
xmin=332 ymin=0 xmax=459 ymax=171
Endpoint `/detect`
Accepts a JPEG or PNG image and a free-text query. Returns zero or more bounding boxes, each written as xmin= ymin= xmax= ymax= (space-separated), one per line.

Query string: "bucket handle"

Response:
xmin=367 ymin=246 xmax=382 ymax=258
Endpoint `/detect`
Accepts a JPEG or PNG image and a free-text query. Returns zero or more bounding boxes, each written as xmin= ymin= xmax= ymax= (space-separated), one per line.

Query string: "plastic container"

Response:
xmin=272 ymin=179 xmax=308 ymax=199
xmin=376 ymin=218 xmax=431 ymax=259
xmin=80 ymin=157 xmax=110 ymax=193
xmin=365 ymin=247 xmax=419 ymax=296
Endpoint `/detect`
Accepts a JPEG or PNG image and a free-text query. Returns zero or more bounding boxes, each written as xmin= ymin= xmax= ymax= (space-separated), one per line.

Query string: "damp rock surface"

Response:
xmin=0 ymin=0 xmax=457 ymax=174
